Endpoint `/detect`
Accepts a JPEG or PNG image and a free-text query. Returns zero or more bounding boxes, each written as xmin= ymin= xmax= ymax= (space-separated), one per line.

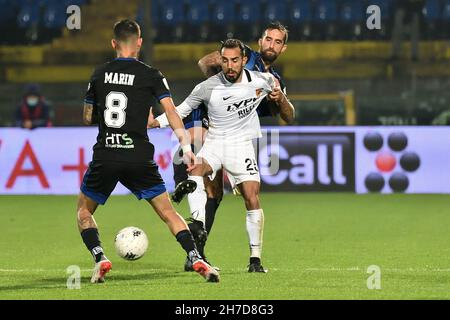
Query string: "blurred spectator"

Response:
xmin=390 ymin=0 xmax=426 ymax=61
xmin=15 ymin=84 xmax=52 ymax=129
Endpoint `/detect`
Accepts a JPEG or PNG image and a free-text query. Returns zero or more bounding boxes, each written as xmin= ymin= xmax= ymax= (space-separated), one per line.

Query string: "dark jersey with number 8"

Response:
xmin=84 ymin=57 xmax=171 ymax=163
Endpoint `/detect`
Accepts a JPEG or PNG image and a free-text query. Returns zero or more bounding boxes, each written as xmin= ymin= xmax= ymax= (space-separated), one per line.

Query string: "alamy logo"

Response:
xmin=66 ymin=5 xmax=81 ymax=30
xmin=366 ymin=5 xmax=381 ymax=30
xmin=66 ymin=265 xmax=81 ymax=289
xmin=363 ymin=131 xmax=421 ymax=193
xmin=367 ymin=265 xmax=381 ymax=290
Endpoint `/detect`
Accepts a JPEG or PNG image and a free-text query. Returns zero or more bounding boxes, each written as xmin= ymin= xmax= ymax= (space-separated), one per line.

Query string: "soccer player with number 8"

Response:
xmin=77 ymin=19 xmax=219 ymax=284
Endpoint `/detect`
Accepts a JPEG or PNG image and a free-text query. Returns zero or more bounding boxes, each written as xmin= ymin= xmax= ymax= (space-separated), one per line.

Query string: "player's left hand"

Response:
xmin=267 ymin=87 xmax=285 ymax=104
xmin=183 ymin=150 xmax=197 ymax=172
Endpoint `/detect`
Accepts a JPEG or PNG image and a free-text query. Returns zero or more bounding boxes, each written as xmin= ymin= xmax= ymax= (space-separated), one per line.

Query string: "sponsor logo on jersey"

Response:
xmin=105 ymin=133 xmax=135 ymax=149
xmin=226 ymin=97 xmax=260 ymax=119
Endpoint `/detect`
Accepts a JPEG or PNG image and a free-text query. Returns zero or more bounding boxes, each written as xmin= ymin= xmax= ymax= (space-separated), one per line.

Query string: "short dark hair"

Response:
xmin=220 ymin=38 xmax=246 ymax=57
xmin=113 ymin=19 xmax=141 ymax=42
xmin=263 ymin=21 xmax=288 ymax=43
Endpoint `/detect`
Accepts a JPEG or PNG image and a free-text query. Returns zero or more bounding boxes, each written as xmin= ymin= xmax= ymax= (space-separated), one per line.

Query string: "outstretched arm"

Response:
xmin=159 ymin=97 xmax=196 ymax=171
xmin=148 ymin=101 xmax=194 ymax=129
xmin=198 ymin=51 xmax=222 ymax=78
xmin=150 ymin=81 xmax=205 ymax=128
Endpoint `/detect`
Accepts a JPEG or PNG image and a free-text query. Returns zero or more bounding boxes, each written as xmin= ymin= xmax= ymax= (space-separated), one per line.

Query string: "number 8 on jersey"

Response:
xmin=104 ymin=91 xmax=128 ymax=128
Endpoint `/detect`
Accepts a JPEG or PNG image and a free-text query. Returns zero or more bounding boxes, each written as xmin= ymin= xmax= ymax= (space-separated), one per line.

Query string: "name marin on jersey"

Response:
xmin=104 ymin=72 xmax=135 ymax=86
xmin=225 ymin=88 xmax=264 ymax=119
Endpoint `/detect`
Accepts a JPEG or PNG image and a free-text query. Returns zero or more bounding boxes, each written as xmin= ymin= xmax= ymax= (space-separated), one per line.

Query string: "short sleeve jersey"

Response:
xmin=244 ymin=45 xmax=287 ymax=117
xmin=178 ymin=69 xmax=276 ymax=141
xmin=85 ymin=57 xmax=171 ymax=162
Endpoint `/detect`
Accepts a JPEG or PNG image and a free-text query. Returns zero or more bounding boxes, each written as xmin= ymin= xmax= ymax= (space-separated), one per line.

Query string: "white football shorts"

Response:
xmin=196 ymin=137 xmax=260 ymax=186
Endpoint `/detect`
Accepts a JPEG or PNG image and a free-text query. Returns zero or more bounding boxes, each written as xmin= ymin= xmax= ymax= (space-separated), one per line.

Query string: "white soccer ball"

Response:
xmin=114 ymin=226 xmax=148 ymax=260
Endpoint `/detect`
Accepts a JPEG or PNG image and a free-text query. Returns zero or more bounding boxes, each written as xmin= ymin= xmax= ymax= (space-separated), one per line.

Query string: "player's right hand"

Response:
xmin=268 ymin=87 xmax=284 ymax=103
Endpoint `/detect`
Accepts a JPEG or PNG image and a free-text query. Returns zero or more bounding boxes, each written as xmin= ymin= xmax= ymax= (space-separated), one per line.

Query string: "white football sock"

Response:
xmin=187 ymin=175 xmax=207 ymax=226
xmin=246 ymin=209 xmax=264 ymax=259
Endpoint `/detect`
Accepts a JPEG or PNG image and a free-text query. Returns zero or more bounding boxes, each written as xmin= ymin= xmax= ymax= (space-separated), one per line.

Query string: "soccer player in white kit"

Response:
xmin=151 ymin=39 xmax=277 ymax=272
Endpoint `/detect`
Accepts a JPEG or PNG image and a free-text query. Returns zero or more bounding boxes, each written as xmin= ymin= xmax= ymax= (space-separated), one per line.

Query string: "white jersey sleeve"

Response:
xmin=181 ymin=82 xmax=209 ymax=108
xmin=155 ymin=82 xmax=207 ymax=128
xmin=155 ymin=101 xmax=195 ymax=128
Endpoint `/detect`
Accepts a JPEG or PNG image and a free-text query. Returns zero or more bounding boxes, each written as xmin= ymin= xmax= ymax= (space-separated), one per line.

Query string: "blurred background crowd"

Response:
xmin=0 ymin=0 xmax=449 ymax=128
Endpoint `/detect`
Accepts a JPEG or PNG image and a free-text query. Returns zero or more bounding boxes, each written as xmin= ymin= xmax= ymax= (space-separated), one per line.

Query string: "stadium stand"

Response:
xmin=313 ymin=0 xmax=338 ymax=40
xmin=210 ymin=2 xmax=236 ymax=41
xmin=2 ymin=0 xmax=450 ymax=44
xmin=289 ymin=0 xmax=313 ymax=40
xmin=236 ymin=1 xmax=263 ymax=42
xmin=185 ymin=0 xmax=210 ymax=42
xmin=339 ymin=1 xmax=364 ymax=40
xmin=0 ymin=0 xmax=449 ymax=127
xmin=158 ymin=0 xmax=186 ymax=43
xmin=423 ymin=0 xmax=444 ymax=39
xmin=445 ymin=0 xmax=450 ymax=38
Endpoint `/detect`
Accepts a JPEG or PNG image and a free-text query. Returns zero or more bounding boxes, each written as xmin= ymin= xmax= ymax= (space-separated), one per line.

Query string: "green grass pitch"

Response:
xmin=0 ymin=193 xmax=449 ymax=299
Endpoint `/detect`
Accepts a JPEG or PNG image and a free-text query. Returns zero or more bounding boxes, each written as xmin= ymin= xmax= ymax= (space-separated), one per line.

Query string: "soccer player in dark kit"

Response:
xmin=77 ymin=19 xmax=219 ymax=283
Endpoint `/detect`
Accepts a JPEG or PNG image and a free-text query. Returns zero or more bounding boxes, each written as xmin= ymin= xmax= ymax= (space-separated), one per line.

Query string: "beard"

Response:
xmin=224 ymin=68 xmax=243 ymax=83
xmin=260 ymin=49 xmax=279 ymax=63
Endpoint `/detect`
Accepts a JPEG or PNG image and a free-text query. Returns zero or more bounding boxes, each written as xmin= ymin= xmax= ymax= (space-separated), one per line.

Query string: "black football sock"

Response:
xmin=173 ymin=147 xmax=188 ymax=184
xmin=187 ymin=220 xmax=206 ymax=258
xmin=81 ymin=228 xmax=105 ymax=263
xmin=196 ymin=238 xmax=205 ymax=259
xmin=176 ymin=229 xmax=200 ymax=258
xmin=205 ymin=197 xmax=220 ymax=235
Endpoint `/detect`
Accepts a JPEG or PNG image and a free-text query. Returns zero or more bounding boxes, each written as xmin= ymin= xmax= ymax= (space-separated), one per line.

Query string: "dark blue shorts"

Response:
xmin=81 ymin=160 xmax=166 ymax=205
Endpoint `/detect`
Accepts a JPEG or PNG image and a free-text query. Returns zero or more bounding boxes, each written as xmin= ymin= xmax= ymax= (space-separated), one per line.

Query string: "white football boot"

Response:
xmin=91 ymin=259 xmax=112 ymax=283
